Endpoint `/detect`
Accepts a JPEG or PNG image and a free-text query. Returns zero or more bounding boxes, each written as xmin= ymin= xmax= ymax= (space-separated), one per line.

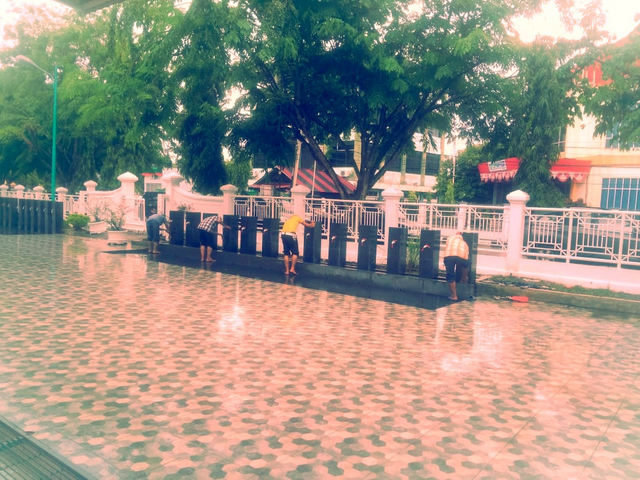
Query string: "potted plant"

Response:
xmin=105 ymin=198 xmax=133 ymax=245
xmin=85 ymin=199 xmax=109 ymax=235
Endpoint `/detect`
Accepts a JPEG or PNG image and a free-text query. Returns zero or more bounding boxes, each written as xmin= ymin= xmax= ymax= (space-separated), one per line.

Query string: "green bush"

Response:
xmin=406 ymin=236 xmax=420 ymax=270
xmin=66 ymin=213 xmax=90 ymax=231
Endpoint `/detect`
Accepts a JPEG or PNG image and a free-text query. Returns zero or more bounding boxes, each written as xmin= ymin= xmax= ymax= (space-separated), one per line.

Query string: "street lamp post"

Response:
xmin=15 ymin=55 xmax=58 ymax=234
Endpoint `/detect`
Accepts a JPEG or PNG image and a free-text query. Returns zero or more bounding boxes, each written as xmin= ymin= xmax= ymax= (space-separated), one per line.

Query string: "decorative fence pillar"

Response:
xmin=33 ymin=186 xmax=45 ymax=200
xmin=0 ymin=185 xmax=7 ymax=197
xmin=84 ymin=180 xmax=97 ymax=193
xmin=291 ymin=185 xmax=310 ymax=218
xmin=382 ymin=187 xmax=403 ymax=246
xmin=81 ymin=180 xmax=98 ymax=217
xmin=221 ymin=184 xmax=238 ymax=216
xmin=56 ymin=187 xmax=68 ymax=204
xmin=457 ymin=203 xmax=467 ymax=232
xmin=505 ymin=190 xmax=530 ymax=272
xmin=14 ymin=185 xmax=25 ymax=198
xmin=117 ymin=172 xmax=140 ymax=224
xmin=161 ymin=172 xmax=183 ymax=213
xmin=117 ymin=172 xmax=138 ymax=198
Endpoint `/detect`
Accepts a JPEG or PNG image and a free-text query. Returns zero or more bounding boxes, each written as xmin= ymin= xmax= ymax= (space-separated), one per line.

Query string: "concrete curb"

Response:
xmin=476 ymin=283 xmax=640 ymax=315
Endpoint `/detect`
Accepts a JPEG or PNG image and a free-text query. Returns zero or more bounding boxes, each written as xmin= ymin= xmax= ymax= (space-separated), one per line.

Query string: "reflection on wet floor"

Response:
xmin=0 ymin=235 xmax=638 ymax=479
xmin=144 ymin=252 xmax=451 ymax=310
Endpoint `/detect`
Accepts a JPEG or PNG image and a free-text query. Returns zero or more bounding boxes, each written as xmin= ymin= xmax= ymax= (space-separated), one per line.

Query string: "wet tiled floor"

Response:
xmin=0 ymin=235 xmax=638 ymax=479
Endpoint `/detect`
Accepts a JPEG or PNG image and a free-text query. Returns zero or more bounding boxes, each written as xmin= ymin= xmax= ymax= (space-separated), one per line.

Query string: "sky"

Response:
xmin=0 ymin=0 xmax=639 ymax=47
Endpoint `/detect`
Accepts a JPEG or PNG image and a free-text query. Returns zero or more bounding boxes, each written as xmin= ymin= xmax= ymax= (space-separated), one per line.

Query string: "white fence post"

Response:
xmin=33 ymin=186 xmax=45 ymax=200
xmin=117 ymin=172 xmax=139 ymax=224
xmin=291 ymin=185 xmax=310 ymax=218
xmin=81 ymin=180 xmax=98 ymax=216
xmin=382 ymin=187 xmax=403 ymax=247
xmin=506 ymin=190 xmax=530 ymax=272
xmin=0 ymin=185 xmax=7 ymax=197
xmin=457 ymin=203 xmax=467 ymax=232
xmin=56 ymin=187 xmax=68 ymax=201
xmin=221 ymin=184 xmax=238 ymax=216
xmin=117 ymin=172 xmax=138 ymax=198
xmin=161 ymin=172 xmax=183 ymax=213
xmin=14 ymin=185 xmax=25 ymax=198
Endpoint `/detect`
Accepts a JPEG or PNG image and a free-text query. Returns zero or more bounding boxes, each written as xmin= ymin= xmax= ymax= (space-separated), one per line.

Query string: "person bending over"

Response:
xmin=281 ymin=214 xmax=315 ymax=275
xmin=197 ymin=214 xmax=230 ymax=262
xmin=443 ymin=232 xmax=469 ymax=301
xmin=146 ymin=208 xmax=170 ymax=254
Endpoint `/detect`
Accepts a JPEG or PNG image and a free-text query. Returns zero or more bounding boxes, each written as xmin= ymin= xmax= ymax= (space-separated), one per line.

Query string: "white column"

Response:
xmin=0 ymin=185 xmax=7 ymax=197
xmin=84 ymin=180 xmax=97 ymax=193
xmin=457 ymin=203 xmax=467 ymax=232
xmin=82 ymin=180 xmax=98 ymax=217
xmin=117 ymin=172 xmax=139 ymax=198
xmin=418 ymin=200 xmax=427 ymax=226
xmin=221 ymin=184 xmax=239 ymax=216
xmin=291 ymin=185 xmax=310 ymax=218
xmin=382 ymin=187 xmax=403 ymax=246
xmin=33 ymin=186 xmax=45 ymax=200
xmin=56 ymin=187 xmax=68 ymax=204
xmin=506 ymin=190 xmax=530 ymax=272
xmin=14 ymin=185 xmax=25 ymax=198
xmin=160 ymin=172 xmax=183 ymax=213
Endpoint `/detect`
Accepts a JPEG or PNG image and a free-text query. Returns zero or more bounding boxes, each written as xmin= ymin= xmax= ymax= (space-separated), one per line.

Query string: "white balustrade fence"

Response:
xmin=234 ymin=196 xmax=293 ymax=222
xmin=4 ymin=173 xmax=640 ymax=277
xmin=305 ymin=198 xmax=385 ymax=242
xmin=524 ymin=207 xmax=640 ymax=267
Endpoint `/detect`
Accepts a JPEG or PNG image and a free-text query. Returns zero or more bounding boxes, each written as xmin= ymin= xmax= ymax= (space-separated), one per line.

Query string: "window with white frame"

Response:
xmin=600 ymin=178 xmax=640 ymax=211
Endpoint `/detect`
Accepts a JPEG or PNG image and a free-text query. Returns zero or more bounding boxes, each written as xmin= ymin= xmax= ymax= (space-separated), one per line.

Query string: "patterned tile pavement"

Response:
xmin=0 ymin=234 xmax=638 ymax=479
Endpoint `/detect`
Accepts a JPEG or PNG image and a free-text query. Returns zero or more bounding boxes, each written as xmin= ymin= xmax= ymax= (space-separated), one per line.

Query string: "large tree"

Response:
xmin=172 ymin=0 xmax=232 ymax=194
xmin=477 ymin=37 xmax=599 ymax=207
xmin=583 ymin=26 xmax=640 ymax=149
xmin=0 ymin=0 xmax=178 ymax=192
xmin=227 ymin=0 xmax=563 ymax=199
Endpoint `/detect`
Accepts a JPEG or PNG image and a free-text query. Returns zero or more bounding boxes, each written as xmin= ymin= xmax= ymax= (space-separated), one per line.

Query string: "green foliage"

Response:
xmin=405 ymin=191 xmax=418 ymax=203
xmin=406 ymin=236 xmax=420 ymax=270
xmin=0 ymin=0 xmax=176 ymax=192
xmin=482 ymin=39 xmax=592 ymax=207
xmin=172 ymin=0 xmax=230 ymax=195
xmin=434 ymin=160 xmax=456 ymax=204
xmin=584 ymin=31 xmax=640 ymax=149
xmin=450 ymin=145 xmax=494 ymax=204
xmin=228 ymin=0 xmax=553 ymax=199
xmin=65 ymin=213 xmax=90 ymax=231
xmin=225 ymin=159 xmax=252 ymax=195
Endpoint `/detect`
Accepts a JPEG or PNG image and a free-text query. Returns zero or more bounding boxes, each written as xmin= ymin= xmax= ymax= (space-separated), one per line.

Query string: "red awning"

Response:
xmin=550 ymin=158 xmax=592 ymax=183
xmin=478 ymin=157 xmax=592 ymax=183
xmin=478 ymin=157 xmax=521 ymax=182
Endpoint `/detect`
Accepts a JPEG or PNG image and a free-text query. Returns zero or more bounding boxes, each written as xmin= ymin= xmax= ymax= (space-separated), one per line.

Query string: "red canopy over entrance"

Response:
xmin=478 ymin=158 xmax=591 ymax=183
xmin=550 ymin=158 xmax=592 ymax=183
xmin=477 ymin=157 xmax=521 ymax=182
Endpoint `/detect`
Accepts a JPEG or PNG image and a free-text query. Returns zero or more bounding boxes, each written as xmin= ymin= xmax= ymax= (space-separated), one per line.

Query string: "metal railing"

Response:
xmin=397 ymin=202 xmax=508 ymax=251
xmin=234 ymin=196 xmax=293 ymax=222
xmin=305 ymin=198 xmax=386 ymax=242
xmin=524 ymin=207 xmax=640 ymax=267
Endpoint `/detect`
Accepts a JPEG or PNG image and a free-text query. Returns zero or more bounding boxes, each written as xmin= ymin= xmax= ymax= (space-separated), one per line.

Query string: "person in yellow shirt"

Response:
xmin=443 ymin=232 xmax=469 ymax=301
xmin=281 ymin=214 xmax=315 ymax=275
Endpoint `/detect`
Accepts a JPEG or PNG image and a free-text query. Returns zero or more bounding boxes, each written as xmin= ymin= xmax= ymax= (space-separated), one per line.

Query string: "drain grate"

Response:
xmin=0 ymin=421 xmax=87 ymax=479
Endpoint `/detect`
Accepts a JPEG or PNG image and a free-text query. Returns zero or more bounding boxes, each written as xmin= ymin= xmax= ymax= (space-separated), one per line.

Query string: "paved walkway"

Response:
xmin=0 ymin=235 xmax=638 ymax=479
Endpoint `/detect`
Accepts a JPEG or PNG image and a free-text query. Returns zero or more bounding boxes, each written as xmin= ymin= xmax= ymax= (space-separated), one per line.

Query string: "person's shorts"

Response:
xmin=444 ymin=256 xmax=469 ymax=283
xmin=281 ymin=233 xmax=299 ymax=256
xmin=146 ymin=220 xmax=160 ymax=243
xmin=199 ymin=229 xmax=215 ymax=248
